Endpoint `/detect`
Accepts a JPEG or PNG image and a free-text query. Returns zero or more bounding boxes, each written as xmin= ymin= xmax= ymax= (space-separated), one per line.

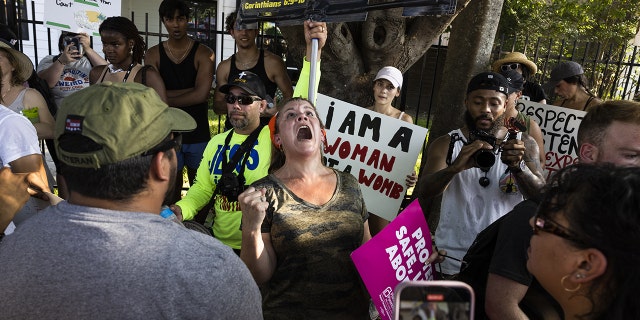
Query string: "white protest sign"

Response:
xmin=44 ymin=0 xmax=121 ymax=36
xmin=315 ymin=93 xmax=428 ymax=221
xmin=516 ymin=100 xmax=586 ymax=179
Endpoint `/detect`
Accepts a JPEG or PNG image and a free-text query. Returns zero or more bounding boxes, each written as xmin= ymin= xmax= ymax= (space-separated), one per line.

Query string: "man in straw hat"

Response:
xmin=0 ymin=82 xmax=262 ymax=319
xmin=493 ymin=51 xmax=547 ymax=103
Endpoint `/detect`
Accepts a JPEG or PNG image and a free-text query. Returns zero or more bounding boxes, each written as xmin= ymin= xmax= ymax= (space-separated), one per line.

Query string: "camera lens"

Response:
xmin=474 ymin=150 xmax=496 ymax=170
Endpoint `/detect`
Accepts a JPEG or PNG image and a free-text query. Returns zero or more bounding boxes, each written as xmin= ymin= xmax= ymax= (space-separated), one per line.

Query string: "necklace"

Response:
xmin=236 ymin=50 xmax=259 ymax=69
xmin=166 ymin=39 xmax=192 ymax=62
xmin=1 ymin=85 xmax=14 ymax=102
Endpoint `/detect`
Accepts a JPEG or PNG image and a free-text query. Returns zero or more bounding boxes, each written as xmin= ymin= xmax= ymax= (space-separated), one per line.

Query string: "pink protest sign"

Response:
xmin=351 ymin=199 xmax=435 ymax=320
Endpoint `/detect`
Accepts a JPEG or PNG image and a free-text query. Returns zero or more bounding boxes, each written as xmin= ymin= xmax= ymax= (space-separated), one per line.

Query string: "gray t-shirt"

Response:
xmin=0 ymin=201 xmax=263 ymax=319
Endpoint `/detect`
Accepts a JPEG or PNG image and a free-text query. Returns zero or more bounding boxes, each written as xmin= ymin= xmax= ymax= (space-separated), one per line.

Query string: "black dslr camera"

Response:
xmin=468 ymin=130 xmax=498 ymax=171
xmin=217 ymin=172 xmax=246 ymax=202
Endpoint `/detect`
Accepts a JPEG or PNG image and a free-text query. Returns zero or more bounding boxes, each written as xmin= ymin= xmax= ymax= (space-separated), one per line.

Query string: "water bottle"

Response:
xmin=160 ymin=205 xmax=183 ymax=226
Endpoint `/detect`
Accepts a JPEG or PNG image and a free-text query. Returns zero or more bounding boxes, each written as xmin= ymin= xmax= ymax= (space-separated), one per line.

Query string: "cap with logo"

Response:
xmin=374 ymin=66 xmax=403 ymax=89
xmin=467 ymin=72 xmax=510 ymax=96
xmin=55 ymin=82 xmax=196 ymax=168
xmin=218 ymin=71 xmax=274 ymax=106
xmin=500 ymin=69 xmax=524 ymax=92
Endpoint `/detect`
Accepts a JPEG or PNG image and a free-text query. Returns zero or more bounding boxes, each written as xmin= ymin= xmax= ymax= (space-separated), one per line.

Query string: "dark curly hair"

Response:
xmin=536 ymin=164 xmax=640 ymax=320
xmin=159 ymin=0 xmax=191 ymax=20
xmin=225 ymin=10 xmax=238 ymax=33
xmin=99 ymin=16 xmax=146 ymax=64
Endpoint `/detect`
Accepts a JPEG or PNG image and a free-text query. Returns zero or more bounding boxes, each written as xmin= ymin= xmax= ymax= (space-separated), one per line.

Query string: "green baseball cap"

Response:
xmin=55 ymin=82 xmax=196 ymax=168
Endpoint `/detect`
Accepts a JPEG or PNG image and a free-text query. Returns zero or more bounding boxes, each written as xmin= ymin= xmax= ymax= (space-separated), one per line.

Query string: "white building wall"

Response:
xmin=22 ymin=0 xmax=235 ymax=69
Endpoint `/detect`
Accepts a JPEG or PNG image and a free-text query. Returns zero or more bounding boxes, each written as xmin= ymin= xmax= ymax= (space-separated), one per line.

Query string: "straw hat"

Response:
xmin=0 ymin=41 xmax=34 ymax=82
xmin=492 ymin=52 xmax=538 ymax=75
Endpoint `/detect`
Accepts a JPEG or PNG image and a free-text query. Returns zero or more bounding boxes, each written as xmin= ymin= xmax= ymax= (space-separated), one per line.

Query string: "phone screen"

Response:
xmin=394 ymin=281 xmax=474 ymax=320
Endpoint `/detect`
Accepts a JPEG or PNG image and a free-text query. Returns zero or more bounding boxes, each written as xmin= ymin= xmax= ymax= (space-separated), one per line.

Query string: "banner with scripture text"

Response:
xmin=44 ymin=0 xmax=120 ymax=35
xmin=351 ymin=199 xmax=435 ymax=320
xmin=516 ymin=100 xmax=586 ymax=179
xmin=315 ymin=93 xmax=428 ymax=221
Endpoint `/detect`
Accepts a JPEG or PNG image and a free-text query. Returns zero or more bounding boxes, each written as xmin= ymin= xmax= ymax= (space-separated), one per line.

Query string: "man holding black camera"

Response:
xmin=415 ymin=72 xmax=545 ymax=277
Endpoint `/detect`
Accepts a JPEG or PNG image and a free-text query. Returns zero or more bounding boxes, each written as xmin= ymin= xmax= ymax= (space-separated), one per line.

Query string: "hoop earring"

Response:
xmin=561 ymin=275 xmax=582 ymax=292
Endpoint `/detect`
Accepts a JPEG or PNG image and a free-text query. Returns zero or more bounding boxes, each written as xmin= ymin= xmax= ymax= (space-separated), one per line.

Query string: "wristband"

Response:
xmin=57 ymin=58 xmax=66 ymax=66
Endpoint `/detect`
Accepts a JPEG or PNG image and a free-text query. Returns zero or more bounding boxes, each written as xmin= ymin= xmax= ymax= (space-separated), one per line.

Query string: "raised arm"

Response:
xmin=292 ymin=21 xmax=327 ymax=102
xmin=239 ymin=187 xmax=277 ymax=285
xmin=77 ymin=33 xmax=107 ymax=67
xmin=501 ymin=134 xmax=546 ymax=200
xmin=415 ymin=134 xmax=492 ymax=200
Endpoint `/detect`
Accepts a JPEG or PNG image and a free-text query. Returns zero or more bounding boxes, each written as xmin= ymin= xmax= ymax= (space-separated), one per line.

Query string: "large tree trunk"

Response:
xmin=280 ymin=0 xmax=472 ymax=108
xmin=414 ymin=0 xmax=505 ymax=231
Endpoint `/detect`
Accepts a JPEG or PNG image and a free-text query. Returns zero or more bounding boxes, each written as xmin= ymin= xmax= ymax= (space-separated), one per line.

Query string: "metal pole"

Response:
xmin=309 ymin=38 xmax=318 ymax=103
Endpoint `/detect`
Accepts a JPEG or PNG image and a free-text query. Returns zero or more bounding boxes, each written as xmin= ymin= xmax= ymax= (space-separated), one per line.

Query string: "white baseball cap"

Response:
xmin=374 ymin=66 xmax=403 ymax=89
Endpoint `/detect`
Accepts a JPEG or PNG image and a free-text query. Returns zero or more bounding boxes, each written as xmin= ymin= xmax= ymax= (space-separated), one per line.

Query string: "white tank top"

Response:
xmin=435 ymin=128 xmax=524 ymax=274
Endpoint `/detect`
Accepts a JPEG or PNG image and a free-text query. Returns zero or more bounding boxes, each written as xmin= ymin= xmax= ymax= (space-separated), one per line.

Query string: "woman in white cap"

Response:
xmin=493 ymin=52 xmax=547 ymax=103
xmin=547 ymin=61 xmax=601 ymax=111
xmin=366 ymin=66 xmax=417 ymax=235
xmin=0 ymin=43 xmax=55 ymax=139
xmin=367 ymin=66 xmax=413 ymax=122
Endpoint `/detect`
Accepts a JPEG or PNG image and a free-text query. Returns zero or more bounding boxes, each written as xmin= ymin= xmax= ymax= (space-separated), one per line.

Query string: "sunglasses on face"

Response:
xmin=142 ymin=133 xmax=182 ymax=156
xmin=532 ymin=214 xmax=585 ymax=245
xmin=225 ymin=94 xmax=261 ymax=105
xmin=501 ymin=63 xmax=520 ymax=71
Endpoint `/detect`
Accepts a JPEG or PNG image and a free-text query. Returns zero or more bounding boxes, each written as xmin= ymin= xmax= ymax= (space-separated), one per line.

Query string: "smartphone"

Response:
xmin=63 ymin=36 xmax=83 ymax=56
xmin=394 ymin=280 xmax=475 ymax=320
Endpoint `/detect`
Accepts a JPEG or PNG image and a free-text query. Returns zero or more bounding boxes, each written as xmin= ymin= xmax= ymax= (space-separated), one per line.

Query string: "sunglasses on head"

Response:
xmin=501 ymin=63 xmax=521 ymax=71
xmin=225 ymin=94 xmax=261 ymax=105
xmin=532 ymin=213 xmax=585 ymax=245
xmin=142 ymin=133 xmax=182 ymax=156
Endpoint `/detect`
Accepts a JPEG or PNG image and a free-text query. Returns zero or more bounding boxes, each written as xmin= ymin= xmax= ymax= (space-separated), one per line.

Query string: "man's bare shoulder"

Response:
xmin=196 ymin=42 xmax=215 ymax=56
xmin=147 ymin=42 xmax=161 ymax=52
xmin=216 ymin=59 xmax=231 ymax=77
xmin=263 ymin=50 xmax=286 ymax=66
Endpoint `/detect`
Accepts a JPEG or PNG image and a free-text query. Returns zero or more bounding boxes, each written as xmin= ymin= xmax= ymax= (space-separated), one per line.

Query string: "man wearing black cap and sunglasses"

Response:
xmin=170 ymin=21 xmax=327 ymax=253
xmin=493 ymin=52 xmax=547 ymax=103
xmin=415 ymin=71 xmax=545 ymax=278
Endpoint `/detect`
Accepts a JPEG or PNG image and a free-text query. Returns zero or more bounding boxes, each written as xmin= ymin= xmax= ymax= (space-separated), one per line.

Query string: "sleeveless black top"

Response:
xmin=159 ymin=41 xmax=210 ymax=144
xmin=229 ymin=49 xmax=278 ymax=99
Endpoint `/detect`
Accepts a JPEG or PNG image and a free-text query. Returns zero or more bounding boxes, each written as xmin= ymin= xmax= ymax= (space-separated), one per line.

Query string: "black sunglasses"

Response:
xmin=532 ymin=214 xmax=585 ymax=245
xmin=142 ymin=133 xmax=182 ymax=156
xmin=225 ymin=94 xmax=261 ymax=105
xmin=501 ymin=63 xmax=520 ymax=71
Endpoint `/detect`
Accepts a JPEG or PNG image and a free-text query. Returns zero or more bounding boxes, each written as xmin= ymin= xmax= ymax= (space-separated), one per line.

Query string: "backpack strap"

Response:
xmin=446 ymin=132 xmax=464 ymax=166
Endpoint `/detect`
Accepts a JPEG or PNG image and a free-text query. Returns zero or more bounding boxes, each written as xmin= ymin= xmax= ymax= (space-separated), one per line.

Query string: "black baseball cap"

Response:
xmin=467 ymin=72 xmax=510 ymax=96
xmin=218 ymin=71 xmax=273 ymax=106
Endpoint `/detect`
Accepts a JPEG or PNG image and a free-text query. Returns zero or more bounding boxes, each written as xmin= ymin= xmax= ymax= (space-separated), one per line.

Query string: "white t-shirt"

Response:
xmin=0 ymin=106 xmax=40 ymax=167
xmin=36 ymin=55 xmax=93 ymax=108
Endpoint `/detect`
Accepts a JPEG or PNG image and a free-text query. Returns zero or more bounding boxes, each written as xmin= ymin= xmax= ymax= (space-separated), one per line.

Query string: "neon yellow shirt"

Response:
xmin=177 ymin=58 xmax=320 ymax=249
xmin=177 ymin=126 xmax=271 ymax=249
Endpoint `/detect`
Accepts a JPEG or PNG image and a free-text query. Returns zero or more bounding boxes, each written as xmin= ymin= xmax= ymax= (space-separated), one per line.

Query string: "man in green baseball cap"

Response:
xmin=0 ymin=82 xmax=263 ymax=318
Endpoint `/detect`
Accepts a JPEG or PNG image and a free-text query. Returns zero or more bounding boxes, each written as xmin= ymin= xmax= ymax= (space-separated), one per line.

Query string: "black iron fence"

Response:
xmin=6 ymin=2 xmax=640 ymax=134
xmin=493 ymin=34 xmax=640 ymax=102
